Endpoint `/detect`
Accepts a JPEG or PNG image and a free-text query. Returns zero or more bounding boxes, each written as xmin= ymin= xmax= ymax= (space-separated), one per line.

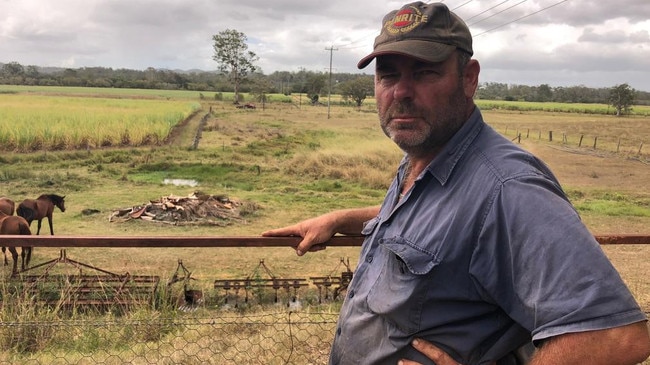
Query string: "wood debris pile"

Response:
xmin=109 ymin=192 xmax=258 ymax=226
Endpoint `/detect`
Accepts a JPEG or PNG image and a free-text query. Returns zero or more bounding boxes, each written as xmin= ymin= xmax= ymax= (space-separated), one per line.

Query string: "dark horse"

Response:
xmin=0 ymin=197 xmax=15 ymax=216
xmin=0 ymin=212 xmax=32 ymax=276
xmin=0 ymin=197 xmax=17 ymax=265
xmin=17 ymin=194 xmax=66 ymax=235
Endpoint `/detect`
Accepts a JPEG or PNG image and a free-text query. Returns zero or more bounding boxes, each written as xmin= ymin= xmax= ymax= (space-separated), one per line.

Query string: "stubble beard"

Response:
xmin=379 ymin=85 xmax=468 ymax=157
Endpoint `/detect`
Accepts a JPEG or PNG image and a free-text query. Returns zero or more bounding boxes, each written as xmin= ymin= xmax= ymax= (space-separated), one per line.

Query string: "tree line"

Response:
xmin=3 ymin=60 xmax=647 ymax=109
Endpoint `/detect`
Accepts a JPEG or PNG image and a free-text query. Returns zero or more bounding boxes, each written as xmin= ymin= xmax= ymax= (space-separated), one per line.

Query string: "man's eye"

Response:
xmin=378 ymin=73 xmax=398 ymax=80
xmin=415 ymin=69 xmax=438 ymax=78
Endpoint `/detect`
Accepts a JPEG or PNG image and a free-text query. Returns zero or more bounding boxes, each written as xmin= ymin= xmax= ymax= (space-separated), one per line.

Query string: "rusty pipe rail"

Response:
xmin=0 ymin=235 xmax=649 ymax=247
xmin=0 ymin=235 xmax=363 ymax=248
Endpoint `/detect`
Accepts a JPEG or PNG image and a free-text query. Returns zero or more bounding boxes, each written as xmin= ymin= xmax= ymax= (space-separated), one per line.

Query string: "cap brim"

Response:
xmin=357 ymin=40 xmax=456 ymax=69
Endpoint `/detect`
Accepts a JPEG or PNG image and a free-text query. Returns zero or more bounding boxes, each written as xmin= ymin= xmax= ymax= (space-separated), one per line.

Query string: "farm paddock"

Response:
xmin=0 ymin=235 xmax=647 ymax=365
xmin=0 ymin=91 xmax=648 ymax=363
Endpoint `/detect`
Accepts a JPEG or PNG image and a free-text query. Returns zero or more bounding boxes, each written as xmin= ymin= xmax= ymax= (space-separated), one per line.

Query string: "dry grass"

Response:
xmin=1 ymin=98 xmax=648 ymax=363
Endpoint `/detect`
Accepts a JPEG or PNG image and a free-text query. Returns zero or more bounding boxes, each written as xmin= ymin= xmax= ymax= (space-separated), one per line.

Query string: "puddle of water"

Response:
xmin=163 ymin=178 xmax=199 ymax=187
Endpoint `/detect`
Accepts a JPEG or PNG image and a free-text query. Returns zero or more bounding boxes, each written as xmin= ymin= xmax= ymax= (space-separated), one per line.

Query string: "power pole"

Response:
xmin=325 ymin=46 xmax=338 ymax=119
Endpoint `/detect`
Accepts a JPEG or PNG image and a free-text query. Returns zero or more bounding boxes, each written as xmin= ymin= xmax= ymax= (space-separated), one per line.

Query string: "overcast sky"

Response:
xmin=1 ymin=0 xmax=649 ymax=91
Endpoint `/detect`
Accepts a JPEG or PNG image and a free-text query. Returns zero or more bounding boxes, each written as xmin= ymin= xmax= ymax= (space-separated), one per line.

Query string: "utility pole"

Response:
xmin=325 ymin=46 xmax=338 ymax=119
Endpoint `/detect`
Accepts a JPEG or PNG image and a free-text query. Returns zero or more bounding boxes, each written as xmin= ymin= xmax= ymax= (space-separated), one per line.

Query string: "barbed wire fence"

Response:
xmin=502 ymin=126 xmax=648 ymax=161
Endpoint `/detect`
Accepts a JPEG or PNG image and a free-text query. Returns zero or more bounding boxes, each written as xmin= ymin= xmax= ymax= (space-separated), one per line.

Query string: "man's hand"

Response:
xmin=262 ymin=207 xmax=379 ymax=256
xmin=398 ymin=339 xmax=463 ymax=365
xmin=261 ymin=214 xmax=337 ymax=256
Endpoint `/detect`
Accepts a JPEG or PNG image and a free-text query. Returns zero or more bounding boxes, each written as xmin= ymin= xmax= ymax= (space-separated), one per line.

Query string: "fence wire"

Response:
xmin=0 ymin=311 xmax=339 ymax=365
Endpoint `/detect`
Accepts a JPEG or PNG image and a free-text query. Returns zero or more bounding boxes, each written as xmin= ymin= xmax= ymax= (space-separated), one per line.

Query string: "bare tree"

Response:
xmin=212 ymin=29 xmax=259 ymax=104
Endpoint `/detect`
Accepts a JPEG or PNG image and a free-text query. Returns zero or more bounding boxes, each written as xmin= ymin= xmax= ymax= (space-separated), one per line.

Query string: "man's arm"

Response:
xmin=399 ymin=321 xmax=650 ymax=365
xmin=262 ymin=206 xmax=380 ymax=256
xmin=528 ymin=321 xmax=650 ymax=365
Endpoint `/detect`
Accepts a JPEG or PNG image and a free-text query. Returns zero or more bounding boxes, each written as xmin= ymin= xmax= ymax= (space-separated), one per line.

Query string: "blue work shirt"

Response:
xmin=329 ymin=108 xmax=646 ymax=365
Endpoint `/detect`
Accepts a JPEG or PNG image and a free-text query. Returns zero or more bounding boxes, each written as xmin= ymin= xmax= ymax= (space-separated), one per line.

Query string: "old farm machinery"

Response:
xmin=214 ymin=259 xmax=309 ymax=307
xmin=310 ymin=258 xmax=354 ymax=303
xmin=167 ymin=259 xmax=204 ymax=312
xmin=213 ymin=258 xmax=355 ymax=307
xmin=16 ymin=249 xmax=160 ymax=310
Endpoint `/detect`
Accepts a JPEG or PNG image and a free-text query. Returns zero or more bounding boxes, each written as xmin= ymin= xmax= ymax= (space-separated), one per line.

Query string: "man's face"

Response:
xmin=374 ymin=53 xmax=471 ymax=158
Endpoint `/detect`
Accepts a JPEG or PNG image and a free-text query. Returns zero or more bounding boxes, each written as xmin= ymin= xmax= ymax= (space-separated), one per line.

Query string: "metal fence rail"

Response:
xmin=1 ymin=234 xmax=649 ymax=248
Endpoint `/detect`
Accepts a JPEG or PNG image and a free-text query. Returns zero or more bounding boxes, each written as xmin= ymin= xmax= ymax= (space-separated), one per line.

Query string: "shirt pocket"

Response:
xmin=366 ymin=236 xmax=441 ymax=334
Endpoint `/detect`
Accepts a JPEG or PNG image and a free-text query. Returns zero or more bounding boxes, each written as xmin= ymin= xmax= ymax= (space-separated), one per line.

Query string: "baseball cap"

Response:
xmin=357 ymin=1 xmax=473 ymax=69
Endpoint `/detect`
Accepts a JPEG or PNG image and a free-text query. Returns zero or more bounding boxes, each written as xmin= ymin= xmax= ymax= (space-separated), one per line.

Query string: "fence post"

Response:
xmin=579 ymin=135 xmax=584 ymax=147
xmin=593 ymin=136 xmax=598 ymax=149
xmin=639 ymin=142 xmax=644 ymax=155
xmin=526 ymin=129 xmax=530 ymax=138
xmin=617 ymin=139 xmax=621 ymax=153
xmin=549 ymin=131 xmax=553 ymax=142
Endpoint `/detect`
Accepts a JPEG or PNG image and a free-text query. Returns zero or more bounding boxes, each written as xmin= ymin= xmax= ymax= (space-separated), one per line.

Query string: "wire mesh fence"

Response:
xmin=0 ymin=311 xmax=338 ymax=365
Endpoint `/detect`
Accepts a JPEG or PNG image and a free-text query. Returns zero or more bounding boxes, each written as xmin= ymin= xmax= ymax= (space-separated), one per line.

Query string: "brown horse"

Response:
xmin=0 ymin=197 xmax=17 ymax=265
xmin=0 ymin=212 xmax=32 ymax=276
xmin=0 ymin=197 xmax=14 ymax=215
xmin=16 ymin=194 xmax=66 ymax=235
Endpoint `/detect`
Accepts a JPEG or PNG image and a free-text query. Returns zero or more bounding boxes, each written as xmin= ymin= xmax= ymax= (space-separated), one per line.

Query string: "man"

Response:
xmin=263 ymin=2 xmax=650 ymax=364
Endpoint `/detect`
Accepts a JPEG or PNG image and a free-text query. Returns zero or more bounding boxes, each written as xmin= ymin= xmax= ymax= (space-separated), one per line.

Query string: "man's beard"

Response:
xmin=379 ymin=85 xmax=468 ymax=157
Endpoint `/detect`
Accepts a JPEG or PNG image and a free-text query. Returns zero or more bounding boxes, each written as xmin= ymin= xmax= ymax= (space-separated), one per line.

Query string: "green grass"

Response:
xmin=476 ymin=99 xmax=650 ymax=116
xmin=569 ymin=191 xmax=650 ymax=217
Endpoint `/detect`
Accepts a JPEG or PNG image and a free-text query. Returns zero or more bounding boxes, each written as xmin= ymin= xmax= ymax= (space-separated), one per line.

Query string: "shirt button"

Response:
xmin=337 ymin=327 xmax=342 ymax=335
xmin=366 ymin=255 xmax=373 ymax=263
xmin=349 ymin=290 xmax=355 ymax=298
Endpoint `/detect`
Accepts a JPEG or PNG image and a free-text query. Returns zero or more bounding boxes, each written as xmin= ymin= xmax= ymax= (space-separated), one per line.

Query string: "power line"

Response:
xmin=473 ymin=0 xmax=571 ymax=37
xmin=450 ymin=0 xmax=474 ymax=11
xmin=468 ymin=0 xmax=528 ymax=27
xmin=465 ymin=0 xmax=510 ymax=22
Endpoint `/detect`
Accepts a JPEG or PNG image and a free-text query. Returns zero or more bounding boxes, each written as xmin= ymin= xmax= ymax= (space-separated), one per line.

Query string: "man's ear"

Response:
xmin=463 ymin=59 xmax=480 ymax=99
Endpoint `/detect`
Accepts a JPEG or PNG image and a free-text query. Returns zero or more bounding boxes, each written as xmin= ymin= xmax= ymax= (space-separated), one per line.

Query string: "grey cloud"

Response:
xmin=1 ymin=0 xmax=649 ymax=90
xmin=579 ymin=28 xmax=631 ymax=43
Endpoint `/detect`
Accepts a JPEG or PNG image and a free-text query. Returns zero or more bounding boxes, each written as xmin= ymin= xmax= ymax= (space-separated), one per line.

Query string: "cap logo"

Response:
xmin=384 ymin=5 xmax=429 ymax=35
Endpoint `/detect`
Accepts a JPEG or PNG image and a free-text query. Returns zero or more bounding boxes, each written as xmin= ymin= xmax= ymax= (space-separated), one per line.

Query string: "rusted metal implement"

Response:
xmin=214 ymin=259 xmax=308 ymax=307
xmin=18 ymin=249 xmax=159 ymax=309
xmin=167 ymin=259 xmax=203 ymax=312
xmin=310 ymin=258 xmax=355 ymax=303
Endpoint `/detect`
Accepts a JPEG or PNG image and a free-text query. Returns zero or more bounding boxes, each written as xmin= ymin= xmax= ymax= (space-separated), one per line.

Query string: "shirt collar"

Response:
xmin=425 ymin=107 xmax=484 ymax=185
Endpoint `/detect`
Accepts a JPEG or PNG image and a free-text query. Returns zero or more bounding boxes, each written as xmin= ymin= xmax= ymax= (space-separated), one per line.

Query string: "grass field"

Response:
xmin=0 ymin=86 xmax=648 ymax=363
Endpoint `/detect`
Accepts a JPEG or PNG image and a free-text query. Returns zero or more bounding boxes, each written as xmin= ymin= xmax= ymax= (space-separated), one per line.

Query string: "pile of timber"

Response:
xmin=109 ymin=192 xmax=258 ymax=226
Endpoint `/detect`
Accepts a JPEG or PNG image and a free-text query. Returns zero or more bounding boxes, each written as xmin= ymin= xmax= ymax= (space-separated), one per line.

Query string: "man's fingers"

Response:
xmin=398 ymin=339 xmax=462 ymax=365
xmin=261 ymin=225 xmax=329 ymax=256
xmin=295 ymin=240 xmax=325 ymax=256
xmin=261 ymin=227 xmax=296 ymax=236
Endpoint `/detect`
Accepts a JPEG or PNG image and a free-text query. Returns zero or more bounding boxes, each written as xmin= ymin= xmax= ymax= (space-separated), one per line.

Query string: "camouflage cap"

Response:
xmin=357 ymin=1 xmax=473 ymax=69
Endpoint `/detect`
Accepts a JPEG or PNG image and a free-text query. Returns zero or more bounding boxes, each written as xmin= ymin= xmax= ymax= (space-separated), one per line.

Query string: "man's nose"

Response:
xmin=392 ymin=75 xmax=415 ymax=101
